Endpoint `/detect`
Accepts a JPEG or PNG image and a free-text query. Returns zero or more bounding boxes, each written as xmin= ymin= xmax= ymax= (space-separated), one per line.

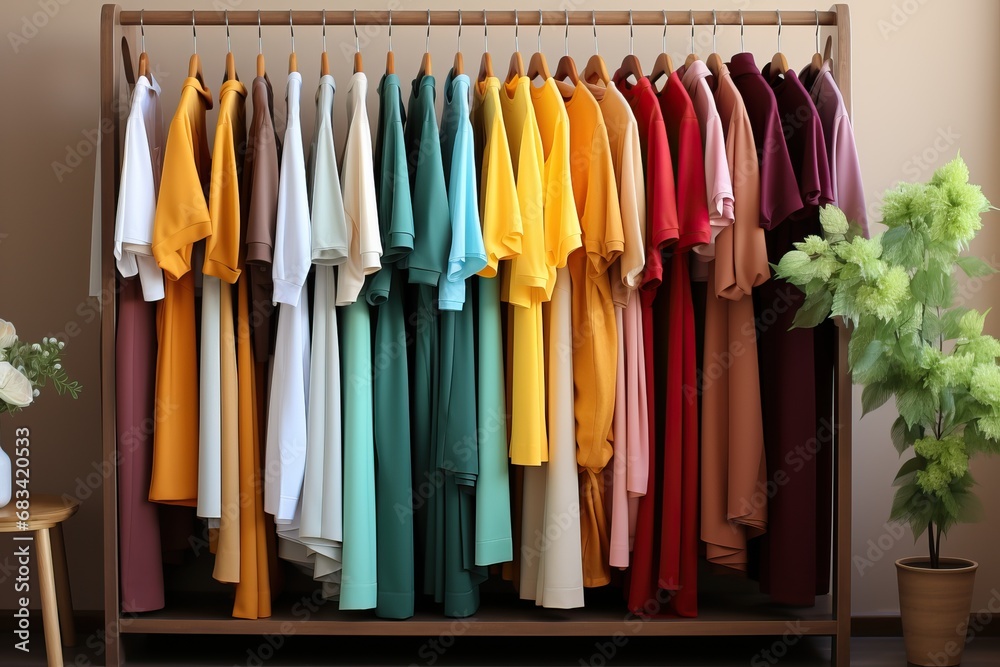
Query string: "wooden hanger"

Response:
xmin=553 ymin=10 xmax=578 ymax=84
xmin=617 ymin=11 xmax=642 ymax=84
xmin=224 ymin=11 xmax=236 ymax=82
xmin=288 ymin=11 xmax=298 ymax=74
xmin=581 ymin=12 xmax=609 ymax=84
xmin=256 ymin=11 xmax=266 ymax=77
xmin=353 ymin=10 xmax=363 ymax=73
xmin=648 ymin=11 xmax=673 ymax=87
xmin=705 ymin=11 xmax=723 ymax=77
xmin=419 ymin=10 xmax=432 ymax=76
xmin=527 ymin=11 xmax=551 ymax=81
xmin=385 ymin=10 xmax=395 ymax=74
xmin=136 ymin=10 xmax=148 ymax=79
xmin=684 ymin=11 xmax=699 ymax=68
xmin=320 ymin=10 xmax=330 ymax=77
xmin=808 ymin=11 xmax=824 ymax=75
xmin=769 ymin=11 xmax=789 ymax=81
xmin=823 ymin=35 xmax=833 ymax=63
xmin=478 ymin=11 xmax=493 ymax=81
xmin=121 ymin=36 xmax=136 ymax=89
xmin=187 ymin=12 xmax=205 ymax=87
xmin=506 ymin=10 xmax=524 ymax=82
xmin=453 ymin=9 xmax=464 ymax=75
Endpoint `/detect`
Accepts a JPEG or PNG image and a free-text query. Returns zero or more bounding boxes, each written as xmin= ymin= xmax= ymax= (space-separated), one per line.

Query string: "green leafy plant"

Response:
xmin=0 ymin=318 xmax=81 ymax=416
xmin=774 ymin=156 xmax=997 ymax=568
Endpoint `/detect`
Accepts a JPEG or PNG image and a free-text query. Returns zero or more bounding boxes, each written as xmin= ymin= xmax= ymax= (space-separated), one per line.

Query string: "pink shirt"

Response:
xmin=680 ymin=60 xmax=734 ymax=262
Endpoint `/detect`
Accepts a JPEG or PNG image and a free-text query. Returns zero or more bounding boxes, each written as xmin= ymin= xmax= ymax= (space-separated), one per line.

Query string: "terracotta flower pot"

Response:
xmin=896 ymin=556 xmax=978 ymax=666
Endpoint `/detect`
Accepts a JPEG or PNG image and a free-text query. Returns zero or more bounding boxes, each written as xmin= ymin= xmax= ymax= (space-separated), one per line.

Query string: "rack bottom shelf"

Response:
xmin=120 ymin=591 xmax=837 ymax=637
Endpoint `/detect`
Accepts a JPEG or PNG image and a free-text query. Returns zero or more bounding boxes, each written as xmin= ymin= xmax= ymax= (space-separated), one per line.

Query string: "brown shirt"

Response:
xmin=243 ymin=76 xmax=280 ymax=360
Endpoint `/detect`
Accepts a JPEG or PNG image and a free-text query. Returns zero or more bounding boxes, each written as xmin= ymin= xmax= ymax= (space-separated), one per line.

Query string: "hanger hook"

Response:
xmin=564 ymin=9 xmax=569 ymax=56
xmin=483 ymin=9 xmax=488 ymax=52
xmin=458 ymin=9 xmax=462 ymax=53
xmin=592 ymin=10 xmax=598 ymax=54
xmin=354 ymin=10 xmax=360 ymax=53
xmin=388 ymin=10 xmax=392 ymax=52
xmin=690 ymin=10 xmax=694 ymax=55
xmin=777 ymin=10 xmax=782 ymax=53
xmin=191 ymin=10 xmax=196 ymax=55
xmin=289 ymin=10 xmax=294 ymax=53
xmin=628 ymin=9 xmax=633 ymax=55
xmin=537 ymin=10 xmax=542 ymax=54
xmin=739 ymin=10 xmax=745 ymax=52
xmin=662 ymin=10 xmax=667 ymax=54
xmin=322 ymin=9 xmax=327 ymax=53
xmin=815 ymin=10 xmax=821 ymax=53
xmin=257 ymin=10 xmax=262 ymax=55
xmin=225 ymin=10 xmax=231 ymax=53
xmin=514 ymin=9 xmax=518 ymax=53
xmin=139 ymin=9 xmax=145 ymax=53
xmin=425 ymin=9 xmax=431 ymax=52
xmin=712 ymin=10 xmax=717 ymax=53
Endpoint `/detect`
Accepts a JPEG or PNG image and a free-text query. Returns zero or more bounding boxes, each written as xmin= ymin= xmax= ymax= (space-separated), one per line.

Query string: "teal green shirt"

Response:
xmin=404 ymin=74 xmax=451 ymax=287
xmin=432 ymin=70 xmax=489 ymax=617
xmin=372 ymin=72 xmax=416 ymax=619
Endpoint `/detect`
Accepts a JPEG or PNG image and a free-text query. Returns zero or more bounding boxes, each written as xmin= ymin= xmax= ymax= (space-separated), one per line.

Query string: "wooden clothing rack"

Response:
xmin=98 ymin=5 xmax=855 ymax=666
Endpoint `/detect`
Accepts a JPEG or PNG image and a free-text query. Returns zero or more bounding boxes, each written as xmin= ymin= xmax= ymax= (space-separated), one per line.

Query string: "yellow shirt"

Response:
xmin=500 ymin=76 xmax=547 ymax=467
xmin=474 ymin=77 xmax=522 ymax=277
xmin=530 ymin=79 xmax=583 ymax=296
xmin=557 ymin=78 xmax=624 ymax=588
xmin=149 ymin=76 xmax=213 ymax=506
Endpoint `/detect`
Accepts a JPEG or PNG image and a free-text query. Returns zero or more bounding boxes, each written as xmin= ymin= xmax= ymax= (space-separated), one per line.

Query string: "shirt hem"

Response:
xmin=203 ymin=258 xmax=241 ymax=284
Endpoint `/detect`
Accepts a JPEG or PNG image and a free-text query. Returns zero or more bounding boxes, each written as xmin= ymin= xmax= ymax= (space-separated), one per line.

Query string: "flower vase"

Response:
xmin=0 ymin=434 xmax=10 ymax=508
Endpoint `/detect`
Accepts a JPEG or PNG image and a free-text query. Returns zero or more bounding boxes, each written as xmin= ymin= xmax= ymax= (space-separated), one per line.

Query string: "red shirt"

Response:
xmin=654 ymin=72 xmax=711 ymax=251
xmin=613 ymin=74 xmax=679 ymax=294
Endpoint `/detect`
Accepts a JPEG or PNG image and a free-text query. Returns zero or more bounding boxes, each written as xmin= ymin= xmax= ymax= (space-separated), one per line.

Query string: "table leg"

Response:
xmin=50 ymin=523 xmax=75 ymax=646
xmin=36 ymin=528 xmax=63 ymax=667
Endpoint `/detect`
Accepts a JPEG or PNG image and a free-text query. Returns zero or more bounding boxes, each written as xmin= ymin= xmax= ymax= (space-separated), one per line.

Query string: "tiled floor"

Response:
xmin=1 ymin=635 xmax=999 ymax=666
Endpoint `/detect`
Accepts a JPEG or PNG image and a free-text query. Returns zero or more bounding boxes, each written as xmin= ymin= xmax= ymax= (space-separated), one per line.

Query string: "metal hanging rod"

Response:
xmin=119 ymin=9 xmax=837 ymax=28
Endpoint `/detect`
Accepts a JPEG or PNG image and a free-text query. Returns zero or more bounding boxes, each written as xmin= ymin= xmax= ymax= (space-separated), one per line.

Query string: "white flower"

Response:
xmin=32 ymin=389 xmax=39 ymax=397
xmin=54 ymin=364 xmax=61 ymax=370
xmin=58 ymin=341 xmax=65 ymax=349
xmin=0 ymin=361 xmax=33 ymax=408
xmin=31 ymin=343 xmax=41 ymax=351
xmin=0 ymin=318 xmax=16 ymax=350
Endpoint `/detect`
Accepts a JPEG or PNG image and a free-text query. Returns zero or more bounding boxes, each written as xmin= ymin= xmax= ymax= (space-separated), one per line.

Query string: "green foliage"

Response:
xmin=773 ymin=156 xmax=996 ymax=565
xmin=0 ymin=334 xmax=82 ymax=416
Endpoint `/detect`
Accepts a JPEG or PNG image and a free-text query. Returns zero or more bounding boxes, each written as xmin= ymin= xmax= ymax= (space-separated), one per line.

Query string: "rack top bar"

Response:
xmin=119 ymin=9 xmax=838 ymax=27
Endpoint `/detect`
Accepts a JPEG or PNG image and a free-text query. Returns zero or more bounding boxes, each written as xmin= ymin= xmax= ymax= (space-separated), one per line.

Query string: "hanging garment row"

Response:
xmin=113 ymin=8 xmax=866 ymax=621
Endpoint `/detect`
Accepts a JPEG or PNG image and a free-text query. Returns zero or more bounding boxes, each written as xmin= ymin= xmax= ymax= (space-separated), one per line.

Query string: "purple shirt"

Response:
xmin=726 ymin=53 xmax=802 ymax=230
xmin=800 ymin=60 xmax=868 ymax=236
xmin=761 ymin=61 xmax=833 ymax=221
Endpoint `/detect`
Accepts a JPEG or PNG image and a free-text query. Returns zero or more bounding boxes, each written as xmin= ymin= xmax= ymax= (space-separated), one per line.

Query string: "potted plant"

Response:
xmin=0 ymin=318 xmax=81 ymax=507
xmin=774 ymin=156 xmax=995 ymax=667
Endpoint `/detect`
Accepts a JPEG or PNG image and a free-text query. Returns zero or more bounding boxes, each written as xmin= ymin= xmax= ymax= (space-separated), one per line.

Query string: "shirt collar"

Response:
xmin=679 ymin=59 xmax=711 ymax=90
xmin=726 ymin=52 xmax=760 ymax=79
xmin=136 ymin=73 xmax=161 ymax=97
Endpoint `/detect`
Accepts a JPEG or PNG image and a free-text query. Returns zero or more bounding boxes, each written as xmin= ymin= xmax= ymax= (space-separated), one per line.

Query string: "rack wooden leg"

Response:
xmin=50 ymin=524 xmax=75 ymax=646
xmin=36 ymin=528 xmax=64 ymax=667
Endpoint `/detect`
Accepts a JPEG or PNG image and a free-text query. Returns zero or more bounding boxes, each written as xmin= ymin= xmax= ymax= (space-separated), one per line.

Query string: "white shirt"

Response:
xmin=291 ymin=74 xmax=349 ymax=587
xmin=265 ymin=72 xmax=311 ymax=524
xmin=114 ymin=75 xmax=165 ymax=302
xmin=272 ymin=72 xmax=311 ymax=307
xmin=337 ymin=72 xmax=382 ymax=306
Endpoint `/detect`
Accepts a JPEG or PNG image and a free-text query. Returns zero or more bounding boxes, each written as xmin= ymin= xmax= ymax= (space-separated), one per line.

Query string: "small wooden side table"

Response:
xmin=0 ymin=494 xmax=79 ymax=667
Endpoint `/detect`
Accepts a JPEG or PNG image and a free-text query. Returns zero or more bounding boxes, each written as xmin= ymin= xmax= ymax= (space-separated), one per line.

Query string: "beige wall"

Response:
xmin=1 ymin=0 xmax=998 ymax=616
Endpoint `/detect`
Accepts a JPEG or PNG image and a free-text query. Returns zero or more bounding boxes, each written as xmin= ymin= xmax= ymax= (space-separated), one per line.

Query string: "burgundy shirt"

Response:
xmin=727 ymin=54 xmax=803 ymax=230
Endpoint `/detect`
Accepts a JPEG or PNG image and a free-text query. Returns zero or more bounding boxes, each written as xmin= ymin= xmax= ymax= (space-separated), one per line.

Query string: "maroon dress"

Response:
xmin=116 ymin=276 xmax=165 ymax=612
xmin=730 ymin=52 xmax=833 ymax=606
